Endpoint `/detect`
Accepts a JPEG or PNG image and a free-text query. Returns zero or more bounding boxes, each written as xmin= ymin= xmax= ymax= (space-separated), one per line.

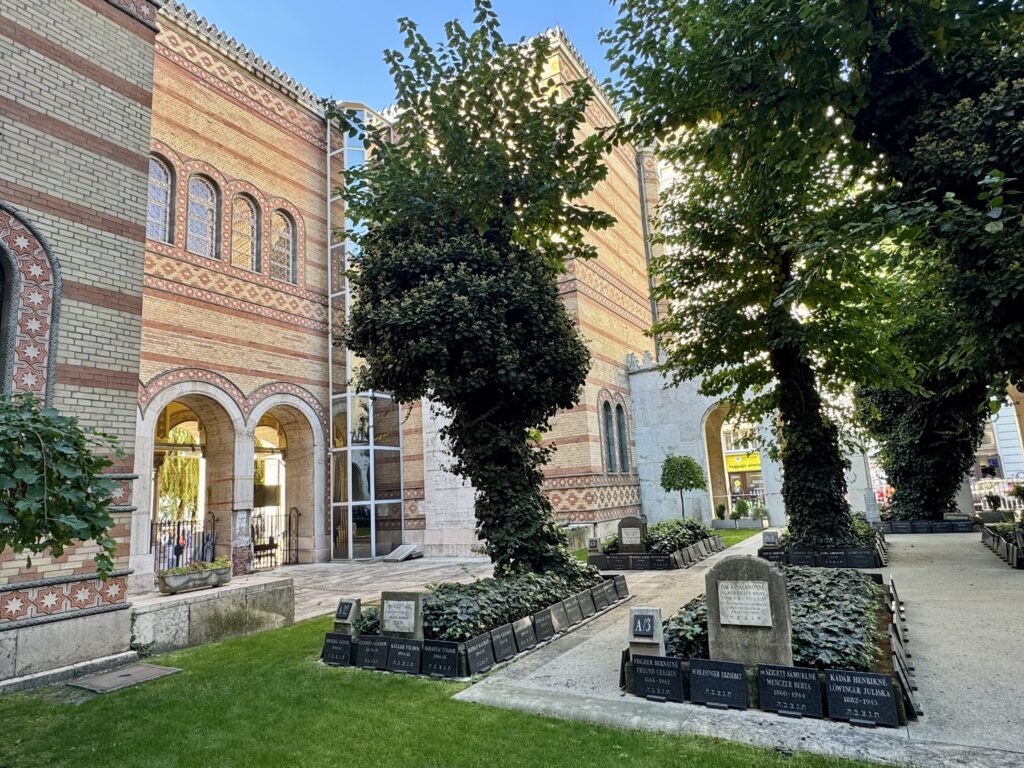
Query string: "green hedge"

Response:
xmin=664 ymin=566 xmax=884 ymax=672
xmin=990 ymin=522 xmax=1024 ymax=543
xmin=603 ymin=518 xmax=712 ymax=555
xmin=421 ymin=565 xmax=603 ymax=642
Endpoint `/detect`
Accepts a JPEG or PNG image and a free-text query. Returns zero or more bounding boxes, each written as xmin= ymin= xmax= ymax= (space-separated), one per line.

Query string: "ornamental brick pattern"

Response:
xmin=0 ymin=206 xmax=59 ymax=402
xmin=0 ymin=574 xmax=128 ymax=626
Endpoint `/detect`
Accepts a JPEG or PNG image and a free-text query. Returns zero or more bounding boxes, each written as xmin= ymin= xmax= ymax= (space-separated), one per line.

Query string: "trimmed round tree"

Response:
xmin=332 ymin=1 xmax=614 ymax=576
xmin=0 ymin=394 xmax=121 ymax=578
xmin=660 ymin=455 xmax=706 ymax=519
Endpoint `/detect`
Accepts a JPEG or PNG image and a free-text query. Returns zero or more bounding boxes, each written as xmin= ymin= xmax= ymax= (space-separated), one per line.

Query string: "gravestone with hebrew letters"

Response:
xmin=380 ymin=591 xmax=424 ymax=640
xmin=618 ymin=516 xmax=647 ymax=554
xmin=706 ymin=556 xmax=792 ymax=667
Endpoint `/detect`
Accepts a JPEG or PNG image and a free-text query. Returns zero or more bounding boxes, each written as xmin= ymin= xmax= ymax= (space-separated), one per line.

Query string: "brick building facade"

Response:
xmin=2 ymin=0 xmax=661 ymax=684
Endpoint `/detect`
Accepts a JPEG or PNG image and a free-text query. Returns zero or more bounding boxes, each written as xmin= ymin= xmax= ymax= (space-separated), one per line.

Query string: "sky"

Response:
xmin=189 ymin=1 xmax=620 ymax=111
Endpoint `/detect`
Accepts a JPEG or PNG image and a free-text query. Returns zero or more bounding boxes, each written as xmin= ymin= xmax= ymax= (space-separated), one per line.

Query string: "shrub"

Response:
xmin=158 ymin=556 xmax=230 ymax=577
xmin=355 ymin=606 xmax=380 ymax=635
xmin=602 ymin=534 xmax=619 ymax=555
xmin=730 ymin=499 xmax=750 ymax=519
xmin=664 ymin=565 xmax=884 ymax=672
xmin=422 ymin=565 xmax=602 ymax=641
xmin=646 ymin=519 xmax=712 ymax=554
xmin=715 ymin=503 xmax=727 ymax=520
xmin=990 ymin=522 xmax=1024 ymax=543
xmin=850 ymin=512 xmax=877 ymax=547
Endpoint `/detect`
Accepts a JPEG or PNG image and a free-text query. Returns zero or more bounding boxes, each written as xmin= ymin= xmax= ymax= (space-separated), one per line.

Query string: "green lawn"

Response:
xmin=0 ymin=617 xmax=878 ymax=768
xmin=719 ymin=528 xmax=763 ymax=547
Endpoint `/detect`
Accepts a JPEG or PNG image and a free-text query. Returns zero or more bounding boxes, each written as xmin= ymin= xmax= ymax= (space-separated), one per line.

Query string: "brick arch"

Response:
xmin=596 ymin=388 xmax=617 ymax=474
xmin=0 ymin=201 xmax=61 ymax=404
xmin=265 ymin=197 xmax=306 ymax=285
xmin=139 ymin=367 xmax=246 ymax=416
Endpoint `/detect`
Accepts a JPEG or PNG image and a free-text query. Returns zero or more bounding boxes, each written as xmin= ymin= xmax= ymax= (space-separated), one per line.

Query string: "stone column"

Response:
xmin=230 ymin=426 xmax=255 ymax=574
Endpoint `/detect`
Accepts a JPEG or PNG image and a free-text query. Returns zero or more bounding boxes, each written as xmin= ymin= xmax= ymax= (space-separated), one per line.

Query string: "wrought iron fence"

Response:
xmin=152 ymin=517 xmax=216 ymax=570
xmin=250 ymin=507 xmax=299 ymax=570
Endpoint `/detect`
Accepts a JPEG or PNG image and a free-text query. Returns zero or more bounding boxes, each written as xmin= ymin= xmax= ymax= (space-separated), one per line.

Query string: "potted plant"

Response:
xmin=158 ymin=556 xmax=232 ymax=595
xmin=712 ymin=502 xmax=735 ymax=529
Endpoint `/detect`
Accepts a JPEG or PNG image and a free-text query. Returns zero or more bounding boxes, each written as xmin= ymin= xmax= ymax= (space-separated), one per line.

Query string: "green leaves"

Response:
xmin=0 ymin=394 xmax=122 ymax=579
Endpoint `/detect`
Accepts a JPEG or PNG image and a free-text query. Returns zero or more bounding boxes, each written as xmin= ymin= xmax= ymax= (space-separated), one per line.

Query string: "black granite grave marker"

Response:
xmin=613 ymin=574 xmax=630 ymax=599
xmin=532 ymin=608 xmax=555 ymax=642
xmin=892 ymin=657 xmax=924 ymax=717
xmin=632 ymin=654 xmax=685 ymax=702
xmin=512 ymin=617 xmax=537 ymax=652
xmin=490 ymin=624 xmax=518 ymax=662
xmin=563 ymin=596 xmax=584 ymax=625
xmin=954 ymin=520 xmax=974 ymax=533
xmin=824 ymin=669 xmax=899 ymax=727
xmin=587 ymin=554 xmax=609 ymax=570
xmin=788 ymin=550 xmax=817 ymax=566
xmin=817 ymin=549 xmax=848 ymax=568
xmin=465 ymin=633 xmax=495 ymax=675
xmin=321 ymin=633 xmax=352 ymax=667
xmin=757 ymin=664 xmax=823 ymax=718
xmin=386 ymin=639 xmax=423 ymax=674
xmin=910 ymin=520 xmax=932 ymax=534
xmin=421 ymin=640 xmax=460 ymax=678
xmin=608 ymin=553 xmax=631 ymax=571
xmin=890 ymin=521 xmax=912 ymax=535
xmin=630 ymin=553 xmax=653 ymax=570
xmin=932 ymin=521 xmax=953 ymax=534
xmin=845 ymin=547 xmax=877 ymax=569
xmin=649 ymin=553 xmax=674 ymax=570
xmin=758 ymin=547 xmax=787 ymax=564
xmin=603 ymin=579 xmax=620 ymax=603
xmin=334 ymin=601 xmax=354 ymax=621
xmin=689 ymin=659 xmax=748 ymax=709
xmin=591 ymin=585 xmax=611 ymax=612
xmin=577 ymin=590 xmax=597 ymax=618
xmin=550 ymin=600 xmax=570 ymax=630
xmin=356 ymin=635 xmax=390 ymax=670
xmin=632 ymin=612 xmax=656 ymax=638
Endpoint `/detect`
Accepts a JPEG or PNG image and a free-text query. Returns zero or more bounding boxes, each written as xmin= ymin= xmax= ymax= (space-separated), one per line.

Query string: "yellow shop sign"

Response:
xmin=725 ymin=452 xmax=761 ymax=473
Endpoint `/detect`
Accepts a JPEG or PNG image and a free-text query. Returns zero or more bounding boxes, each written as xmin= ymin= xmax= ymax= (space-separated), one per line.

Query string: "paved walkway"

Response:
xmin=266 ymin=557 xmax=493 ymax=620
xmin=455 ymin=532 xmax=1023 ymax=768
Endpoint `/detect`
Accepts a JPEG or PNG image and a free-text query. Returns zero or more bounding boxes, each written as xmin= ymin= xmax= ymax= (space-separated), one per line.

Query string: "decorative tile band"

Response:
xmin=0 ymin=570 xmax=131 ymax=629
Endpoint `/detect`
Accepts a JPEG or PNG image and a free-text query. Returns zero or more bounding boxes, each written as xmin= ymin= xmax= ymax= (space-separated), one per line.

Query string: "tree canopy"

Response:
xmin=660 ymin=455 xmax=706 ymax=518
xmin=330 ymin=0 xmax=613 ymax=575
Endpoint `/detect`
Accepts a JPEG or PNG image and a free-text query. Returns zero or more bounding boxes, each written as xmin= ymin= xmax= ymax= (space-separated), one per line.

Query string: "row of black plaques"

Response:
xmin=630 ymin=656 xmax=902 ymax=728
xmin=588 ymin=536 xmax=725 ymax=571
xmin=981 ymin=525 xmax=1024 ymax=569
xmin=321 ymin=575 xmax=630 ymax=678
xmin=881 ymin=519 xmax=974 ymax=534
xmin=757 ymin=545 xmax=880 ymax=569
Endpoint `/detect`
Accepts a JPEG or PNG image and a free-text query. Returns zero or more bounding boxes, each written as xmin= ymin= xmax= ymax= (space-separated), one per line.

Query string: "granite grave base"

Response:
xmin=588 ymin=537 xmax=724 ymax=571
xmin=980 ymin=525 xmax=1024 ymax=570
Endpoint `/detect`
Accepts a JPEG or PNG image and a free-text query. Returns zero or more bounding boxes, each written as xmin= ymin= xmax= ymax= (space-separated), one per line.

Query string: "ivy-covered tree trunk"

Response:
xmin=769 ymin=317 xmax=858 ymax=549
xmin=857 ymin=380 xmax=990 ymax=521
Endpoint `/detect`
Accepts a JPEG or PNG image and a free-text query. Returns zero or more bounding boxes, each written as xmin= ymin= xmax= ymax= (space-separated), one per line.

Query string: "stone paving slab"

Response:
xmin=455 ymin=531 xmax=1024 ymax=768
xmin=266 ymin=557 xmax=493 ymax=621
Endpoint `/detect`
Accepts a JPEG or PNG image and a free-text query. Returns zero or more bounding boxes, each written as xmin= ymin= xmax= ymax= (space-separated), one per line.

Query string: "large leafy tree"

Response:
xmin=331 ymin=1 xmax=613 ymax=575
xmin=0 ymin=395 xmax=121 ymax=578
xmin=604 ymin=0 xmax=902 ymax=548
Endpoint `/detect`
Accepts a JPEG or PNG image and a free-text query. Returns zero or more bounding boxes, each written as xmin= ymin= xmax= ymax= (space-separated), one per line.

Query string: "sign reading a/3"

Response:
xmin=632 ymin=613 xmax=656 ymax=638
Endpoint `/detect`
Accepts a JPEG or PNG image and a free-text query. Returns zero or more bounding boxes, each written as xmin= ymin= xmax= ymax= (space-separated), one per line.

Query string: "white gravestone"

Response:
xmin=621 ymin=528 xmax=643 ymax=546
xmin=718 ymin=581 xmax=772 ymax=627
xmin=380 ymin=591 xmax=424 ymax=639
xmin=706 ymin=556 xmax=793 ymax=667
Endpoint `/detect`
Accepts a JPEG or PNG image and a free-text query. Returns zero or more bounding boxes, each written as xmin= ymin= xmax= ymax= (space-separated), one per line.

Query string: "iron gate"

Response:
xmin=250 ymin=507 xmax=299 ymax=570
xmin=152 ymin=516 xmax=216 ymax=570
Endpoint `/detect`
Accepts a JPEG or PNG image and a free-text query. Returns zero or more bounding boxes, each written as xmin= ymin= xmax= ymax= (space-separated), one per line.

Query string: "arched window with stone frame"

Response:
xmin=146 ymin=155 xmax=174 ymax=244
xmin=230 ymin=194 xmax=260 ymax=272
xmin=186 ymin=175 xmax=219 ymax=259
xmin=269 ymin=210 xmax=296 ymax=284
xmin=615 ymin=403 xmax=631 ymax=473
xmin=602 ymin=400 xmax=618 ymax=473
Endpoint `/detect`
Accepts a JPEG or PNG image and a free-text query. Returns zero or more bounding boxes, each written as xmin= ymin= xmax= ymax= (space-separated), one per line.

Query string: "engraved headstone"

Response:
xmin=550 ymin=600 xmax=570 ymax=631
xmin=563 ymin=596 xmax=584 ymax=625
xmin=490 ymin=624 xmax=517 ymax=662
xmin=690 ymin=658 xmax=748 ymax=709
xmin=628 ymin=607 xmax=665 ymax=658
xmin=532 ymin=608 xmax=555 ymax=642
xmin=845 ymin=547 xmax=877 ymax=569
xmin=587 ymin=537 xmax=601 ymax=552
xmin=910 ymin=520 xmax=931 ymax=534
xmin=706 ymin=556 xmax=793 ymax=667
xmin=817 ymin=549 xmax=848 ymax=568
xmin=386 ymin=639 xmax=423 ymax=674
xmin=356 ymin=635 xmax=390 ymax=670
xmin=618 ymin=516 xmax=647 ymax=554
xmin=577 ymin=590 xmax=597 ymax=618
xmin=380 ymin=591 xmax=424 ymax=639
xmin=465 ymin=633 xmax=495 ymax=675
xmin=757 ymin=664 xmax=823 ymax=718
xmin=592 ymin=584 xmax=611 ymax=611
xmin=763 ymin=531 xmax=780 ymax=547
xmin=333 ymin=597 xmax=362 ymax=636
xmin=630 ymin=553 xmax=652 ymax=570
xmin=649 ymin=553 xmax=674 ymax=570
xmin=608 ymin=553 xmax=631 ymax=570
xmin=890 ymin=520 xmax=912 ymax=535
xmin=824 ymin=670 xmax=899 ymax=727
xmin=421 ymin=640 xmax=460 ymax=678
xmin=632 ymin=655 xmax=684 ymax=702
xmin=613 ymin=574 xmax=630 ymax=599
xmin=321 ymin=632 xmax=352 ymax=667
xmin=788 ymin=550 xmax=816 ymax=566
xmin=512 ymin=617 xmax=537 ymax=652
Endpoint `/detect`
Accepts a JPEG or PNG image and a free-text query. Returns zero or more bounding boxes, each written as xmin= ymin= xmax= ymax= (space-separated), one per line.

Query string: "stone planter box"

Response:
xmin=884 ymin=519 xmax=974 ymax=535
xmin=736 ymin=518 xmax=767 ymax=529
xmin=711 ymin=519 xmax=736 ymax=529
xmin=157 ymin=567 xmax=232 ymax=595
xmin=588 ymin=538 xmax=723 ymax=571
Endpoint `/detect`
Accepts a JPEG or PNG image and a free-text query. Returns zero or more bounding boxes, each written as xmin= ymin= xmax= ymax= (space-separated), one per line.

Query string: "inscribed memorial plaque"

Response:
xmin=788 ymin=550 xmax=816 ymax=566
xmin=607 ymin=554 xmax=631 ymax=570
xmin=563 ymin=597 xmax=584 ymax=625
xmin=630 ymin=553 xmax=652 ymax=570
xmin=649 ymin=553 xmax=674 ymax=570
xmin=718 ymin=581 xmax=772 ymax=627
xmin=620 ymin=528 xmax=643 ymax=546
xmin=689 ymin=658 xmax=748 ymax=709
xmin=382 ymin=601 xmax=416 ymax=634
xmin=512 ymin=617 xmax=537 ymax=652
xmin=421 ymin=640 xmax=460 ymax=678
xmin=890 ymin=521 xmax=912 ymax=535
xmin=618 ymin=516 xmax=647 ymax=554
xmin=356 ymin=635 xmax=390 ymax=670
xmin=532 ymin=609 xmax=555 ymax=642
xmin=613 ymin=574 xmax=630 ymax=599
xmin=386 ymin=639 xmax=423 ymax=674
xmin=465 ymin=633 xmax=495 ymax=675
xmin=577 ymin=590 xmax=597 ymax=618
xmin=824 ymin=670 xmax=899 ymax=727
xmin=632 ymin=655 xmax=684 ymax=702
xmin=591 ymin=585 xmax=610 ymax=611
xmin=845 ymin=547 xmax=877 ymax=569
xmin=757 ymin=664 xmax=823 ymax=718
xmin=321 ymin=633 xmax=352 ymax=667
xmin=817 ymin=549 xmax=848 ymax=568
xmin=490 ymin=624 xmax=517 ymax=662
xmin=550 ymin=600 xmax=570 ymax=631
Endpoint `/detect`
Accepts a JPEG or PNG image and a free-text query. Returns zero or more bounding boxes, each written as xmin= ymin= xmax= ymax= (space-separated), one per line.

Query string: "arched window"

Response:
xmin=616 ymin=404 xmax=630 ymax=473
xmin=230 ymin=195 xmax=259 ymax=272
xmin=602 ymin=401 xmax=617 ymax=473
xmin=270 ymin=211 xmax=296 ymax=283
xmin=186 ymin=176 xmax=219 ymax=258
xmin=146 ymin=156 xmax=174 ymax=243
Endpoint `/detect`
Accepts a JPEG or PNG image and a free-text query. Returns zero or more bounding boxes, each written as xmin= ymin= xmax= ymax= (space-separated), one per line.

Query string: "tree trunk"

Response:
xmin=680 ymin=490 xmax=686 ymax=519
xmin=768 ymin=322 xmax=858 ymax=548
